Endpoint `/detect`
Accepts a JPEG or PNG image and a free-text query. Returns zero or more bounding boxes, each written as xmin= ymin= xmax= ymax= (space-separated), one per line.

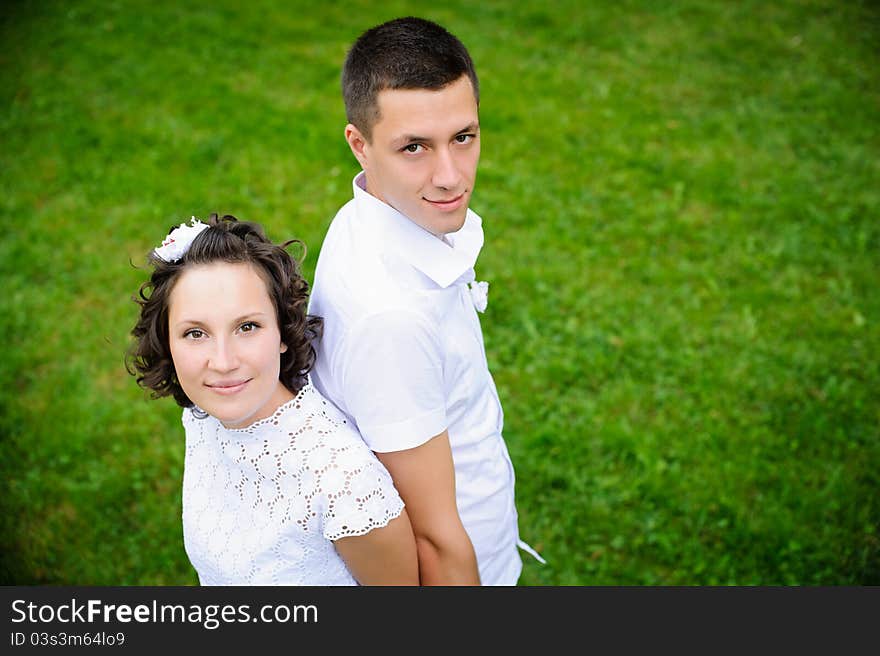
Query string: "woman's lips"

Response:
xmin=206 ymin=379 xmax=251 ymax=395
xmin=424 ymin=193 xmax=465 ymax=212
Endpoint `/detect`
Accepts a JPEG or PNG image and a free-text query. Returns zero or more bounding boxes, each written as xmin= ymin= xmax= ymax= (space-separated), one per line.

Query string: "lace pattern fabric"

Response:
xmin=181 ymin=383 xmax=404 ymax=585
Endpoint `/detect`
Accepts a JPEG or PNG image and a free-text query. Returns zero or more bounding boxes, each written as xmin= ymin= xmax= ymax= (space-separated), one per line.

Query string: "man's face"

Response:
xmin=346 ymin=75 xmax=480 ymax=236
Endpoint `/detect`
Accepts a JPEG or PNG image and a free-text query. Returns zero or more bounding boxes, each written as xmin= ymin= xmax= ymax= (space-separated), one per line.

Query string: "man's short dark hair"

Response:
xmin=342 ymin=16 xmax=479 ymax=141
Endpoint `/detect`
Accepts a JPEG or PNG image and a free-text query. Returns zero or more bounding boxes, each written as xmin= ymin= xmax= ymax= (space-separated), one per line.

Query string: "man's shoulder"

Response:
xmin=317 ymin=197 xmax=357 ymax=253
xmin=313 ymin=198 xmax=367 ymax=288
xmin=312 ymin=203 xmax=430 ymax=320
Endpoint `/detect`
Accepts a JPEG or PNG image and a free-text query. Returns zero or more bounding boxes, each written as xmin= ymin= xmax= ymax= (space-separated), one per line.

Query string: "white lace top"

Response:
xmin=181 ymin=382 xmax=405 ymax=585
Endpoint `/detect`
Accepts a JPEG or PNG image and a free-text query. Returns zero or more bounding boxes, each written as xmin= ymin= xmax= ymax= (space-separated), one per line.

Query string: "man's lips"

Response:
xmin=206 ymin=378 xmax=252 ymax=395
xmin=424 ymin=193 xmax=465 ymax=211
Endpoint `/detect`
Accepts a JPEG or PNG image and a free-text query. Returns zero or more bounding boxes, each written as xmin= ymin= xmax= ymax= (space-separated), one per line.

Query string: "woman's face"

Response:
xmin=167 ymin=262 xmax=291 ymax=429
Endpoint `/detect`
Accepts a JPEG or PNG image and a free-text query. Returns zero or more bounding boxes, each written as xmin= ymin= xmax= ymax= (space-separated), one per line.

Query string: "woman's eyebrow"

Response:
xmin=171 ymin=311 xmax=270 ymax=328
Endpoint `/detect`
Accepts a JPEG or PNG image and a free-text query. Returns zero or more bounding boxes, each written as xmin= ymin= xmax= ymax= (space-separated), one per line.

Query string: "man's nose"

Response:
xmin=432 ymin=147 xmax=463 ymax=190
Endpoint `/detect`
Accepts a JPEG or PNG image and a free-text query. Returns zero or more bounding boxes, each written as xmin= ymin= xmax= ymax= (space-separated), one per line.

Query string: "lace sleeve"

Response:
xmin=319 ymin=442 xmax=405 ymax=542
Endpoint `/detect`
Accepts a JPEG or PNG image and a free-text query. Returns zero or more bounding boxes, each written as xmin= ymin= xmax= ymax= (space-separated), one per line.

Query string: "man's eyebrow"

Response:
xmin=392 ymin=123 xmax=480 ymax=147
xmin=393 ymin=134 xmax=432 ymax=147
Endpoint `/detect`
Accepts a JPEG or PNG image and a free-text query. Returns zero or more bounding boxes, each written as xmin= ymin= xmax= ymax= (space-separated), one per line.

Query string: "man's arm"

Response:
xmin=375 ymin=430 xmax=480 ymax=585
xmin=333 ymin=510 xmax=419 ymax=585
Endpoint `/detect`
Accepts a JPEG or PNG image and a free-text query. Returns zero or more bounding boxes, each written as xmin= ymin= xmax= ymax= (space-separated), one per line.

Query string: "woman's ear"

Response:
xmin=280 ymin=342 xmax=288 ymax=354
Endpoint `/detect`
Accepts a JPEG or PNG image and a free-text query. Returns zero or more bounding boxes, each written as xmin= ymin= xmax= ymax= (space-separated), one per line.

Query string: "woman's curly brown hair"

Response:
xmin=126 ymin=213 xmax=323 ymax=409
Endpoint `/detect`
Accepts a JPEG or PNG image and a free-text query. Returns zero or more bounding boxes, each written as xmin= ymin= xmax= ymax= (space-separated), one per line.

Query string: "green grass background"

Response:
xmin=1 ymin=0 xmax=877 ymax=585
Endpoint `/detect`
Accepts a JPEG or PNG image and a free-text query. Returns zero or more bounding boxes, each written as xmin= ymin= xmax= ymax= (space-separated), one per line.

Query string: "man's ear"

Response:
xmin=345 ymin=123 xmax=369 ymax=170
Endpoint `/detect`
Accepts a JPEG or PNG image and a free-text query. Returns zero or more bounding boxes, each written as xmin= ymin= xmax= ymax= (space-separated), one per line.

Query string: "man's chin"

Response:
xmin=445 ymin=214 xmax=468 ymax=235
xmin=430 ymin=214 xmax=468 ymax=237
xmin=428 ymin=205 xmax=470 ymax=235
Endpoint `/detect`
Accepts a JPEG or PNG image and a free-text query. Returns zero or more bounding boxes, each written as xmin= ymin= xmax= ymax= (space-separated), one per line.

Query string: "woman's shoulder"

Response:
xmin=191 ymin=383 xmax=373 ymax=458
xmin=241 ymin=382 xmax=366 ymax=451
xmin=299 ymin=387 xmax=393 ymax=477
xmin=304 ymin=384 xmax=370 ymax=448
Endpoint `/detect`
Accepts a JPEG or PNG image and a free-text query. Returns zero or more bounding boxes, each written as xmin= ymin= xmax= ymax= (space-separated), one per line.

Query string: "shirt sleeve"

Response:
xmin=321 ymin=442 xmax=405 ymax=542
xmin=339 ymin=309 xmax=447 ymax=452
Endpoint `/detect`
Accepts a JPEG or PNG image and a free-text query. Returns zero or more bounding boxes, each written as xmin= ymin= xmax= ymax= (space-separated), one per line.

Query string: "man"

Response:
xmin=309 ymin=16 xmax=541 ymax=585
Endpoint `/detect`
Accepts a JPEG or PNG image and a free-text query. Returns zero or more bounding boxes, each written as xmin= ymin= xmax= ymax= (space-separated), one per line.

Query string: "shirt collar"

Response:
xmin=351 ymin=172 xmax=484 ymax=289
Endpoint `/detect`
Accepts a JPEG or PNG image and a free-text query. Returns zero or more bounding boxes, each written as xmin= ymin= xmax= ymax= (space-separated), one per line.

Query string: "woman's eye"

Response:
xmin=239 ymin=321 xmax=259 ymax=333
xmin=184 ymin=329 xmax=205 ymax=339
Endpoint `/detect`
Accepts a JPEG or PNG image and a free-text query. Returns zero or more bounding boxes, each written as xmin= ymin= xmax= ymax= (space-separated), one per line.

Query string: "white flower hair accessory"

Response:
xmin=469 ymin=280 xmax=489 ymax=313
xmin=153 ymin=217 xmax=210 ymax=263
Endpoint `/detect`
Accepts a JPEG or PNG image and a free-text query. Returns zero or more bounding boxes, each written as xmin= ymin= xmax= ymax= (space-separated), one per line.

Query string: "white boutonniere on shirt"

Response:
xmin=469 ymin=280 xmax=489 ymax=313
xmin=153 ymin=217 xmax=210 ymax=263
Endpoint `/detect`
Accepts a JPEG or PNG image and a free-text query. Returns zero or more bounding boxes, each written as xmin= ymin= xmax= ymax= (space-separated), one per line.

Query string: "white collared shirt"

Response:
xmin=309 ymin=172 xmax=523 ymax=585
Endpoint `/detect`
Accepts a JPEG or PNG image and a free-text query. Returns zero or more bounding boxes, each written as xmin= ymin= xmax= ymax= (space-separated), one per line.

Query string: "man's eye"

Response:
xmin=455 ymin=134 xmax=475 ymax=144
xmin=402 ymin=143 xmax=423 ymax=153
